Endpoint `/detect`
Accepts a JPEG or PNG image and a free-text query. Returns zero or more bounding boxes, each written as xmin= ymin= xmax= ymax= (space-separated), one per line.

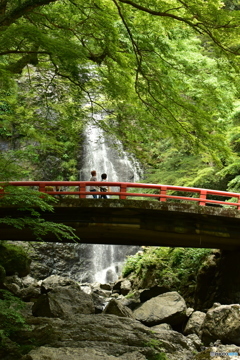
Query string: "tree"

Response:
xmin=0 ymin=0 xmax=239 ymax=168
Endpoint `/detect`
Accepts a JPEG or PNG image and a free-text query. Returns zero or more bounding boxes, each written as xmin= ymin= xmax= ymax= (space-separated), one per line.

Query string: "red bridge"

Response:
xmin=1 ymin=181 xmax=240 ymax=249
xmin=1 ymin=181 xmax=240 ymax=206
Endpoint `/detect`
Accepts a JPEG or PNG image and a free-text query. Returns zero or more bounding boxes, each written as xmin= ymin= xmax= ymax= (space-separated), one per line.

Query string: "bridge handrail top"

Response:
xmin=2 ymin=181 xmax=240 ymax=198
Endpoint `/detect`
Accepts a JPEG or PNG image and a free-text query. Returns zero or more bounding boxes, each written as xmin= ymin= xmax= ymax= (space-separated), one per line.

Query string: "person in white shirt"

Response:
xmin=90 ymin=170 xmax=99 ymax=198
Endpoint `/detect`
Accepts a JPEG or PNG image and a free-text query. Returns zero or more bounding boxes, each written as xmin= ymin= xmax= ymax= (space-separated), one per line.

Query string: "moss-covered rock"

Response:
xmin=0 ymin=242 xmax=31 ymax=277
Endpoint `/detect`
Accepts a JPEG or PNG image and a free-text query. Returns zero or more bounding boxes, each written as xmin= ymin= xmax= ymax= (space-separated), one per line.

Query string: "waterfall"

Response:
xmin=80 ymin=122 xmax=141 ymax=283
xmin=80 ymin=123 xmax=141 ymax=183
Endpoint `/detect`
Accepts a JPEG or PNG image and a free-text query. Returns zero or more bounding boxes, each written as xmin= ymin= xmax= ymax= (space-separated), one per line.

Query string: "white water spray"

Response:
xmin=80 ymin=123 xmax=141 ymax=283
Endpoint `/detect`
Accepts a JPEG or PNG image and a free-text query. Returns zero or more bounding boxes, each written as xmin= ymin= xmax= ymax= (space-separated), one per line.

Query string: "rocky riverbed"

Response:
xmin=2 ymin=274 xmax=240 ymax=360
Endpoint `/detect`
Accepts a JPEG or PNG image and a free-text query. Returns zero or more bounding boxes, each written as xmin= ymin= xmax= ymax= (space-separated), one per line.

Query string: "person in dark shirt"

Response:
xmin=100 ymin=173 xmax=109 ymax=199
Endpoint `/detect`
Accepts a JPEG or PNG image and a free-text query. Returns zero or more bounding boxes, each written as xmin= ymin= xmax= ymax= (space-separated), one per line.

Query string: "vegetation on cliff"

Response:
xmin=0 ymin=242 xmax=32 ymax=358
xmin=122 ymin=246 xmax=212 ymax=302
xmin=0 ymin=289 xmax=30 ymax=359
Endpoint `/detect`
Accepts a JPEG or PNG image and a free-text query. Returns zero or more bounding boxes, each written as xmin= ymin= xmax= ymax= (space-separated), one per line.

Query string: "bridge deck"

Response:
xmin=1 ymin=199 xmax=240 ymax=250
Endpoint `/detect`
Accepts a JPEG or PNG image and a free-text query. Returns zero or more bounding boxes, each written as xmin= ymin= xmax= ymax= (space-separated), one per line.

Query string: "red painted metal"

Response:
xmin=1 ymin=181 xmax=240 ymax=209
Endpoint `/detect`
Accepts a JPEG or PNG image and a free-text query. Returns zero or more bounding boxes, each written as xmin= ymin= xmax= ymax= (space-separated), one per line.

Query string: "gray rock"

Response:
xmin=41 ymin=275 xmax=77 ymax=293
xmin=120 ymin=292 xmax=141 ymax=311
xmin=22 ymin=347 xmax=147 ymax=360
xmin=151 ymin=323 xmax=172 ymax=331
xmin=186 ymin=307 xmax=194 ymax=317
xmin=100 ymin=283 xmax=112 ymax=291
xmin=112 ymin=279 xmax=132 ymax=295
xmin=32 ymin=285 xmax=95 ymax=318
xmin=91 ymin=292 xmax=108 ymax=313
xmin=21 ymin=314 xmax=197 ymax=360
xmin=3 ymin=274 xmax=41 ymax=300
xmin=120 ymin=279 xmax=132 ymax=295
xmin=133 ymin=291 xmax=187 ymax=327
xmin=201 ymin=304 xmax=240 ymax=345
xmin=103 ymin=298 xmax=133 ymax=318
xmin=149 ymin=329 xmax=199 ymax=354
xmin=22 ymin=275 xmax=38 ymax=287
xmin=184 ymin=310 xmax=206 ymax=336
xmin=186 ymin=333 xmax=202 ymax=351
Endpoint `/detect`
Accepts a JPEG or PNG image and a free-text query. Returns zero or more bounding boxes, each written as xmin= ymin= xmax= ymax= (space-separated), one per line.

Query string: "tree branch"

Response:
xmin=0 ymin=0 xmax=7 ymax=16
xmin=116 ymin=0 xmax=197 ymax=27
xmin=0 ymin=0 xmax=57 ymax=28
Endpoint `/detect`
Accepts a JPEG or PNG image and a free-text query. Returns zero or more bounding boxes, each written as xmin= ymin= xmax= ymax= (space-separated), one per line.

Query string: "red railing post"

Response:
xmin=39 ymin=183 xmax=46 ymax=193
xmin=199 ymin=190 xmax=207 ymax=206
xmin=120 ymin=184 xmax=127 ymax=199
xmin=79 ymin=183 xmax=86 ymax=198
xmin=237 ymin=196 xmax=240 ymax=210
xmin=159 ymin=186 xmax=167 ymax=202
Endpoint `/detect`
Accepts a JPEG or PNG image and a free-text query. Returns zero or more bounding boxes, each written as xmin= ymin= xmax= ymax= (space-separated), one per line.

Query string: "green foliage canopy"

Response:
xmin=0 ymin=0 xmax=239 ymax=169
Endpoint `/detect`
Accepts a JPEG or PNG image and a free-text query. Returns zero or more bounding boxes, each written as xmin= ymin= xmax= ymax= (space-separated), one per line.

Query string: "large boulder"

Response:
xmin=40 ymin=275 xmax=77 ymax=293
xmin=184 ymin=311 xmax=206 ymax=336
xmin=32 ymin=284 xmax=95 ymax=318
xmin=133 ymin=291 xmax=187 ymax=327
xmin=20 ymin=314 xmax=198 ymax=360
xmin=201 ymin=304 xmax=240 ymax=345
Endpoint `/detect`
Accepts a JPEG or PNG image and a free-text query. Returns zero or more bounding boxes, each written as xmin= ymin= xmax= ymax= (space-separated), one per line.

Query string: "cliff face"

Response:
xmin=14 ymin=242 xmax=139 ymax=283
xmin=11 ymin=240 xmax=240 ymax=310
xmin=194 ymin=250 xmax=240 ymax=311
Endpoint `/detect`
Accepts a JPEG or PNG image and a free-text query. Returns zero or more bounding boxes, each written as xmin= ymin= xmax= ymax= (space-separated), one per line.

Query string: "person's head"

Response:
xmin=91 ymin=170 xmax=96 ymax=176
xmin=101 ymin=173 xmax=107 ymax=180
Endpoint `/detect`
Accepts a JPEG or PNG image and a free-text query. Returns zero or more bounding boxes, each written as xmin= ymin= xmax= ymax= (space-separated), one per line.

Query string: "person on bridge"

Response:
xmin=100 ymin=173 xmax=110 ymax=199
xmin=90 ymin=170 xmax=99 ymax=199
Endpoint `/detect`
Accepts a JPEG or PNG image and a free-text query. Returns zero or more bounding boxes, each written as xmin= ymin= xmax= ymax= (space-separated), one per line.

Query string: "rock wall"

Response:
xmin=13 ymin=242 xmax=139 ymax=283
xmin=194 ymin=249 xmax=240 ymax=311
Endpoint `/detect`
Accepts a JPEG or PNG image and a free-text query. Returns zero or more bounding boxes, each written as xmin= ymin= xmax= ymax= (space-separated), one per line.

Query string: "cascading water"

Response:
xmin=80 ymin=122 xmax=140 ymax=183
xmin=80 ymin=122 xmax=141 ymax=283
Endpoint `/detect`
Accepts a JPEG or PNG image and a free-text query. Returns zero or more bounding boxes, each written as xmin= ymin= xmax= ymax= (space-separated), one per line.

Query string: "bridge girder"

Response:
xmin=1 ymin=199 xmax=240 ymax=250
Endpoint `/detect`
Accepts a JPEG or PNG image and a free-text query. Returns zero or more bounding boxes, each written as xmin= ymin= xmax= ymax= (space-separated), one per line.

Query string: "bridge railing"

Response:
xmin=1 ymin=181 xmax=240 ymax=209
